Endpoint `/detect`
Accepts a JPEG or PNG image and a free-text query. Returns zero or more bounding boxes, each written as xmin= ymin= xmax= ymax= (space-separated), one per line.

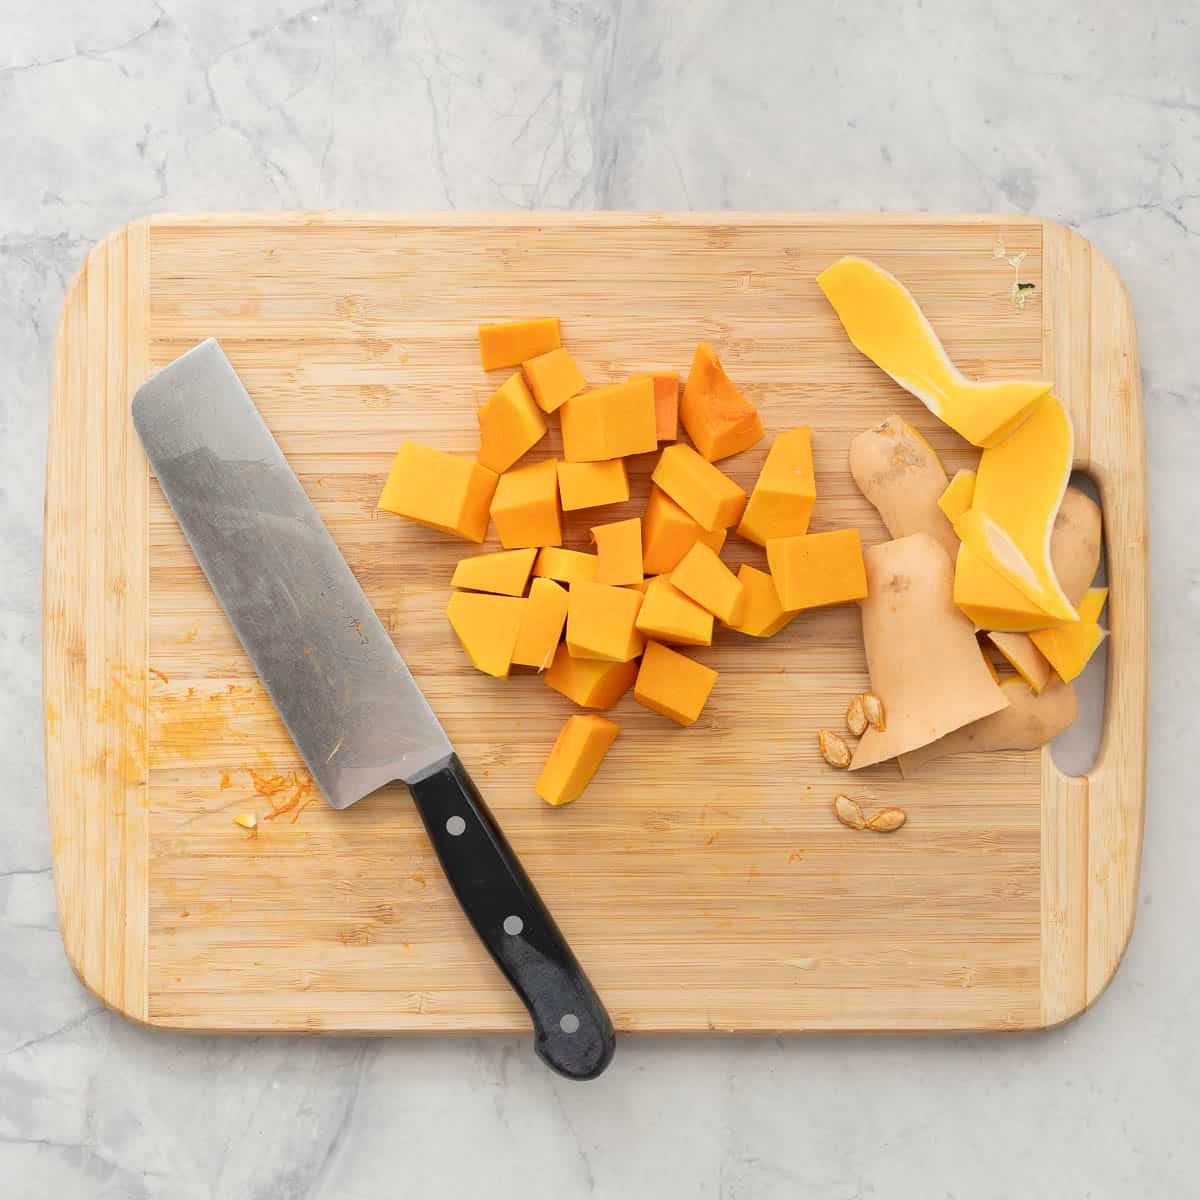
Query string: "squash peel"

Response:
xmin=1029 ymin=587 xmax=1108 ymax=683
xmin=851 ymin=534 xmax=1009 ymax=770
xmin=899 ymin=677 xmax=1078 ymax=776
xmin=953 ymin=393 xmax=1077 ymax=624
xmin=818 ymin=257 xmax=1050 ymax=448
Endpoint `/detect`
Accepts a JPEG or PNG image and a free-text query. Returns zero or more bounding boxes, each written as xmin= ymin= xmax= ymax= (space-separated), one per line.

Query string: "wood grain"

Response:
xmin=45 ymin=219 xmax=151 ymax=1022
xmin=43 ymin=213 xmax=1145 ymax=1033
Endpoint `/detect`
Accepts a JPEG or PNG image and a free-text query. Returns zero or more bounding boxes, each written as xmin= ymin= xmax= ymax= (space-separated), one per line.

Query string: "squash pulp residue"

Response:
xmin=251 ymin=768 xmax=316 ymax=823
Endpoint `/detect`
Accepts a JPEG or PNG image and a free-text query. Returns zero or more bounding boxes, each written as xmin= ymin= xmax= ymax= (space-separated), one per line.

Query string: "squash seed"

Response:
xmin=861 ymin=692 xmax=886 ymax=732
xmin=865 ymin=807 xmax=906 ymax=833
xmin=834 ymin=794 xmax=866 ymax=830
xmin=846 ymin=695 xmax=868 ymax=738
xmin=818 ymin=728 xmax=852 ymax=768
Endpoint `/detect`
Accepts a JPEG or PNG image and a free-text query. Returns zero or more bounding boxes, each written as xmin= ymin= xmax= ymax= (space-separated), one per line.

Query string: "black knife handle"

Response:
xmin=408 ymin=754 xmax=615 ymax=1080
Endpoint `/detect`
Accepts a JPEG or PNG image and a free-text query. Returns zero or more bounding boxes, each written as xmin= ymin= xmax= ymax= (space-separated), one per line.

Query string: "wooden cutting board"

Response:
xmin=44 ymin=213 xmax=1147 ymax=1034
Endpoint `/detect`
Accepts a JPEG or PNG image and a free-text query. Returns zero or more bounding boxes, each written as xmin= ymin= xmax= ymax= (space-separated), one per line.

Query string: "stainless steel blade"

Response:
xmin=132 ymin=338 xmax=453 ymax=808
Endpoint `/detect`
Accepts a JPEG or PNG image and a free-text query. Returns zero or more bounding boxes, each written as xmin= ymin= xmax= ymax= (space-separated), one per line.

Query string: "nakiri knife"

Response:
xmin=132 ymin=339 xmax=614 ymax=1080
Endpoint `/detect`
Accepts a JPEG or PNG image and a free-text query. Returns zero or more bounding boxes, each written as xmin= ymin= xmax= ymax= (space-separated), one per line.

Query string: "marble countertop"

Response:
xmin=2 ymin=2 xmax=1196 ymax=1196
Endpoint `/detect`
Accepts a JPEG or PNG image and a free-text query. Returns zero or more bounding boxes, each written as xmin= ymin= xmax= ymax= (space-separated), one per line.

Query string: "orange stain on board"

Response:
xmin=290 ymin=798 xmax=318 ymax=824
xmin=45 ymin=699 xmax=61 ymax=736
xmin=256 ymin=769 xmax=314 ymax=821
xmin=219 ymin=770 xmax=232 ymax=790
xmin=149 ymin=666 xmax=169 ymax=684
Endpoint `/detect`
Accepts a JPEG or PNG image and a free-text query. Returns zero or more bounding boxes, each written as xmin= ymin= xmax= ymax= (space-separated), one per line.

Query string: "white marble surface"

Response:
xmin=2 ymin=1 xmax=1196 ymax=1196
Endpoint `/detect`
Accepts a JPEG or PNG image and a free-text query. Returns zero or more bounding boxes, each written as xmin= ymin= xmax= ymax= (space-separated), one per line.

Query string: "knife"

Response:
xmin=132 ymin=339 xmax=614 ymax=1080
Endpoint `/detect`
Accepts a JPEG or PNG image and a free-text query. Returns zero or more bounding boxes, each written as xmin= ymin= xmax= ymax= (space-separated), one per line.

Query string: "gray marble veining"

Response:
xmin=2 ymin=1 xmax=1197 ymax=1196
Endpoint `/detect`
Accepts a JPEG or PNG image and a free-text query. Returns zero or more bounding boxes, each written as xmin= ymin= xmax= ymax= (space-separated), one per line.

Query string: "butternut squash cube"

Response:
xmin=446 ymin=592 xmax=525 ymax=677
xmin=641 ymin=486 xmax=727 ymax=574
xmin=634 ymin=575 xmax=713 ymax=647
xmin=736 ymin=427 xmax=816 ymax=545
xmin=477 ymin=372 xmax=547 ymax=473
xmin=953 ymin=542 xmax=1052 ymax=632
xmin=566 ymin=581 xmax=645 ymax=662
xmin=634 ymin=640 xmax=718 ymax=727
xmin=591 ymin=517 xmax=643 ymax=586
xmin=478 ymin=317 xmax=561 ymax=371
xmin=651 ymin=443 xmax=747 ymax=532
xmin=556 ymin=459 xmax=630 ymax=511
xmin=633 ymin=370 xmax=680 ymax=441
xmin=533 ymin=546 xmax=598 ymax=586
xmin=512 ymin=577 xmax=569 ymax=670
xmin=378 ymin=442 xmax=497 ymax=543
xmin=1029 ymin=587 xmax=1108 ymax=683
xmin=450 ymin=547 xmax=537 ymax=596
xmin=723 ymin=564 xmax=796 ymax=638
xmin=938 ymin=468 xmax=977 ymax=523
xmin=766 ymin=529 xmax=868 ymax=613
xmin=535 ymin=714 xmax=620 ymax=807
xmin=489 ymin=459 xmax=561 ymax=549
xmin=522 ymin=347 xmax=587 ymax=413
xmin=679 ymin=342 xmax=764 ymax=462
xmin=544 ymin=644 xmax=637 ymax=709
xmin=560 ymin=378 xmax=657 ymax=462
xmin=670 ymin=541 xmax=746 ymax=625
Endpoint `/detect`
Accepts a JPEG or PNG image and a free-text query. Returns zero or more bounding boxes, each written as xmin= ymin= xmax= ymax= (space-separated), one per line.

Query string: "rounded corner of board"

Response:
xmin=58 ymin=931 xmax=150 ymax=1028
xmin=1041 ymin=218 xmax=1138 ymax=327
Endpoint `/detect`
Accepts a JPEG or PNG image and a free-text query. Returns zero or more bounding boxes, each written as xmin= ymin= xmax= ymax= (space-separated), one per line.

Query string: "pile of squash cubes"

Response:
xmin=377 ymin=319 xmax=867 ymax=806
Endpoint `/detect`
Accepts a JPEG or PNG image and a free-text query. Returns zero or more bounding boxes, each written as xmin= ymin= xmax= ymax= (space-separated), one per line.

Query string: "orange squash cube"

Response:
xmin=723 ymin=565 xmax=796 ymax=637
xmin=651 ymin=443 xmax=747 ymax=532
xmin=634 ymin=641 xmax=718 ymax=726
xmin=446 ymin=592 xmax=525 ymax=677
xmin=591 ymin=517 xmax=643 ymax=586
xmin=490 ymin=459 xmax=561 ymax=549
xmin=670 ymin=541 xmax=746 ymax=625
xmin=566 ymin=581 xmax=645 ymax=662
xmin=512 ymin=577 xmax=569 ymax=669
xmin=766 ymin=529 xmax=869 ymax=612
xmin=634 ymin=575 xmax=713 ymax=646
xmin=544 ymin=644 xmax=637 ymax=709
xmin=641 ymin=486 xmax=727 ymax=574
xmin=633 ymin=370 xmax=680 ymax=441
xmin=737 ymin=427 xmax=816 ymax=545
xmin=1029 ymin=587 xmax=1109 ymax=683
xmin=679 ymin=342 xmax=764 ymax=462
xmin=477 ymin=372 xmax=547 ymax=473
xmin=535 ymin=714 xmax=620 ymax=807
xmin=378 ymin=442 xmax=498 ymax=543
xmin=450 ymin=547 xmax=537 ymax=596
xmin=478 ymin=317 xmax=561 ymax=371
xmin=556 ymin=459 xmax=630 ymax=511
xmin=560 ymin=377 xmax=657 ymax=462
xmin=533 ymin=546 xmax=598 ymax=586
xmin=522 ymin=347 xmax=587 ymax=413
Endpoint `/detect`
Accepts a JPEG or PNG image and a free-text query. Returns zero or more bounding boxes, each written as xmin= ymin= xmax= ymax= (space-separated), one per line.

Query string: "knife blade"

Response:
xmin=133 ymin=339 xmax=614 ymax=1080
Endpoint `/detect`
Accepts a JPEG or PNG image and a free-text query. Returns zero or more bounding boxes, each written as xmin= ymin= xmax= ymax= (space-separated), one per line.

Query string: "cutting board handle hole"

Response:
xmin=1051 ymin=471 xmax=1109 ymax=778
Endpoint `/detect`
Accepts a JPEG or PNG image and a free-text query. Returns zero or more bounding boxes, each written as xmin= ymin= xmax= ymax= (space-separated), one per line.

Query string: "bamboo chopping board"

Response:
xmin=44 ymin=213 xmax=1147 ymax=1034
